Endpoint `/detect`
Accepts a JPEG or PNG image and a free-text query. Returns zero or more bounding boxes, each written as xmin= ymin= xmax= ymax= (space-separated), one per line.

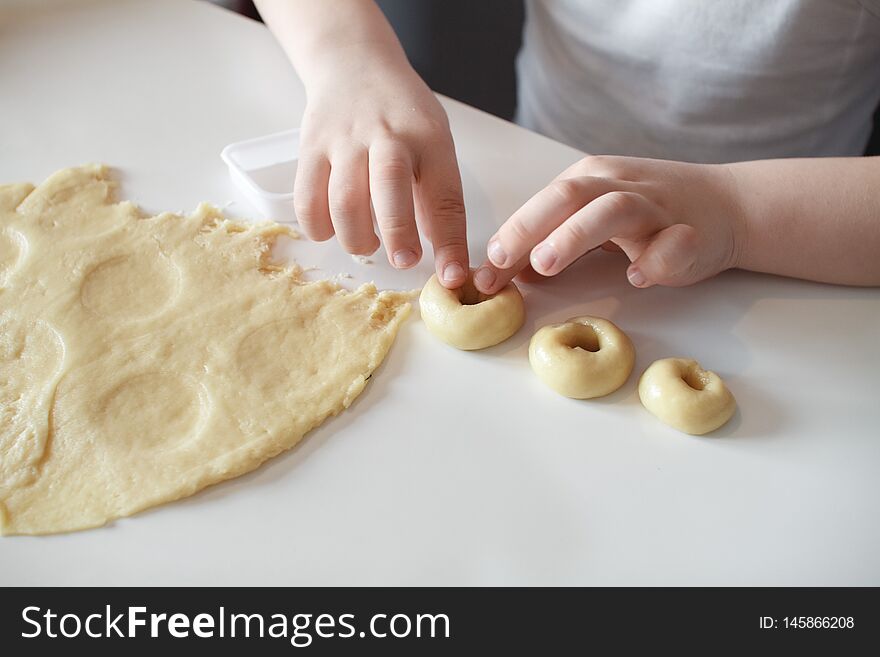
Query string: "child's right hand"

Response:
xmin=473 ymin=155 xmax=747 ymax=294
xmin=295 ymin=53 xmax=469 ymax=288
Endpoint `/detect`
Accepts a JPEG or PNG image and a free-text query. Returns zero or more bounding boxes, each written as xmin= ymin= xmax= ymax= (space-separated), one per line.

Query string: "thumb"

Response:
xmin=626 ymin=224 xmax=702 ymax=288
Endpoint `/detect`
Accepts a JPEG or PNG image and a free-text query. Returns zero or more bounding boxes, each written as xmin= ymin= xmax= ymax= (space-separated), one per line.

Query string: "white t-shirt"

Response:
xmin=516 ymin=0 xmax=880 ymax=162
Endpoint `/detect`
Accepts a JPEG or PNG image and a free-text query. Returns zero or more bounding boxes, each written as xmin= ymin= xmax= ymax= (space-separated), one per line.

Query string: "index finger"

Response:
xmin=416 ymin=145 xmax=469 ymax=288
xmin=485 ymin=176 xmax=623 ymax=271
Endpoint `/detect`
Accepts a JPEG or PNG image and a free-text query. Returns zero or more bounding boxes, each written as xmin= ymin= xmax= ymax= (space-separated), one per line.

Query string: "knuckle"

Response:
xmin=430 ymin=194 xmax=466 ymax=221
xmin=653 ymin=236 xmax=693 ymax=277
xmin=601 ymin=190 xmax=640 ymax=216
xmin=436 ymin=235 xmax=467 ymax=251
xmin=580 ymin=154 xmax=614 ymax=171
xmin=410 ymin=111 xmax=449 ymax=136
xmin=591 ymin=192 xmax=647 ymax=239
xmin=419 ymin=123 xmax=452 ymax=147
xmin=426 ymin=113 xmax=451 ymax=133
xmin=549 ymin=178 xmax=583 ymax=206
xmin=372 ymin=122 xmax=396 ymax=143
xmin=667 ymin=225 xmax=700 ymax=263
xmin=435 ymin=243 xmax=468 ymax=263
xmin=373 ymin=156 xmax=412 ymax=183
xmin=328 ymin=193 xmax=362 ymax=220
xmin=563 ymin=218 xmax=591 ymax=245
xmin=649 ymin=242 xmax=683 ymax=275
xmin=674 ymin=223 xmax=700 ymax=248
xmin=371 ymin=138 xmax=411 ymax=172
xmin=653 ymin=250 xmax=676 ymax=274
xmin=579 ymin=154 xmax=629 ymax=179
xmin=379 ymin=213 xmax=416 ymax=234
xmin=506 ymin=217 xmax=534 ymax=244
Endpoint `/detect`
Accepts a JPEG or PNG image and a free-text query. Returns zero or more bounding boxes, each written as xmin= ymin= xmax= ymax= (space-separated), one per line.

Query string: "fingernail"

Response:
xmin=392 ymin=249 xmax=418 ymax=269
xmin=627 ymin=266 xmax=647 ymax=287
xmin=442 ymin=262 xmax=465 ymax=284
xmin=487 ymin=238 xmax=508 ymax=267
xmin=474 ymin=267 xmax=496 ymax=290
xmin=531 ymin=244 xmax=557 ymax=273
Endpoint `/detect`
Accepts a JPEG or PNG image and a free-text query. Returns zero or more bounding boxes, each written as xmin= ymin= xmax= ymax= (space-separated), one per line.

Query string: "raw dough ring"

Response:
xmin=419 ymin=271 xmax=525 ymax=350
xmin=528 ymin=315 xmax=635 ymax=398
xmin=638 ymin=358 xmax=736 ymax=435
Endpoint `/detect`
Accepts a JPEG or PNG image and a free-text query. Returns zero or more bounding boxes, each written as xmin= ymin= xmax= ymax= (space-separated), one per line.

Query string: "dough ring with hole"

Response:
xmin=638 ymin=358 xmax=736 ymax=435
xmin=419 ymin=271 xmax=524 ymax=350
xmin=528 ymin=315 xmax=635 ymax=398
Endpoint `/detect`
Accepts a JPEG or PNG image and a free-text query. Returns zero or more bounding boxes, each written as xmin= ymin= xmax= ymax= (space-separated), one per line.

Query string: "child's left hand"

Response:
xmin=472 ymin=155 xmax=747 ymax=293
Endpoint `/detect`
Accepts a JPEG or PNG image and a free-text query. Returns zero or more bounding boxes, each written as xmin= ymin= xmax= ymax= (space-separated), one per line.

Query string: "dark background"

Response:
xmin=221 ymin=0 xmax=879 ymax=156
xmin=4 ymin=586 xmax=875 ymax=654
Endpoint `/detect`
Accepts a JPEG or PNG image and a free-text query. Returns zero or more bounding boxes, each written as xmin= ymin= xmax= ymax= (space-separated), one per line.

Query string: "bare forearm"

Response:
xmin=254 ymin=0 xmax=409 ymax=87
xmin=729 ymin=157 xmax=880 ymax=286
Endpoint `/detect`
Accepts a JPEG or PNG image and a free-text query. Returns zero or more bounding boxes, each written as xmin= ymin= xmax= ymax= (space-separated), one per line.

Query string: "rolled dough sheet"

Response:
xmin=0 ymin=165 xmax=412 ymax=535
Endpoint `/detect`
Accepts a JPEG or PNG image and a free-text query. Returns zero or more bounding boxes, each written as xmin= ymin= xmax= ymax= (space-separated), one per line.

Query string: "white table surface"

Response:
xmin=1 ymin=0 xmax=879 ymax=586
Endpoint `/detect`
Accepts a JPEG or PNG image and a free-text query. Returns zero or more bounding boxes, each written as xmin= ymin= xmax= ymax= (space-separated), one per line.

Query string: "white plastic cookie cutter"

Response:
xmin=220 ymin=128 xmax=300 ymax=221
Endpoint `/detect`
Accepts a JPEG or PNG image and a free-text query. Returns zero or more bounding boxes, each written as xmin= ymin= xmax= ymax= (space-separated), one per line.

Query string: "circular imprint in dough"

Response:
xmin=97 ymin=373 xmax=205 ymax=451
xmin=0 ymin=229 xmax=27 ymax=285
xmin=80 ymin=252 xmax=180 ymax=321
xmin=0 ymin=318 xmax=66 ymax=489
xmin=23 ymin=168 xmax=135 ymax=240
xmin=0 ymin=317 xmax=66 ymax=383
xmin=0 ymin=317 xmax=66 ymax=400
xmin=236 ymin=317 xmax=339 ymax=399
